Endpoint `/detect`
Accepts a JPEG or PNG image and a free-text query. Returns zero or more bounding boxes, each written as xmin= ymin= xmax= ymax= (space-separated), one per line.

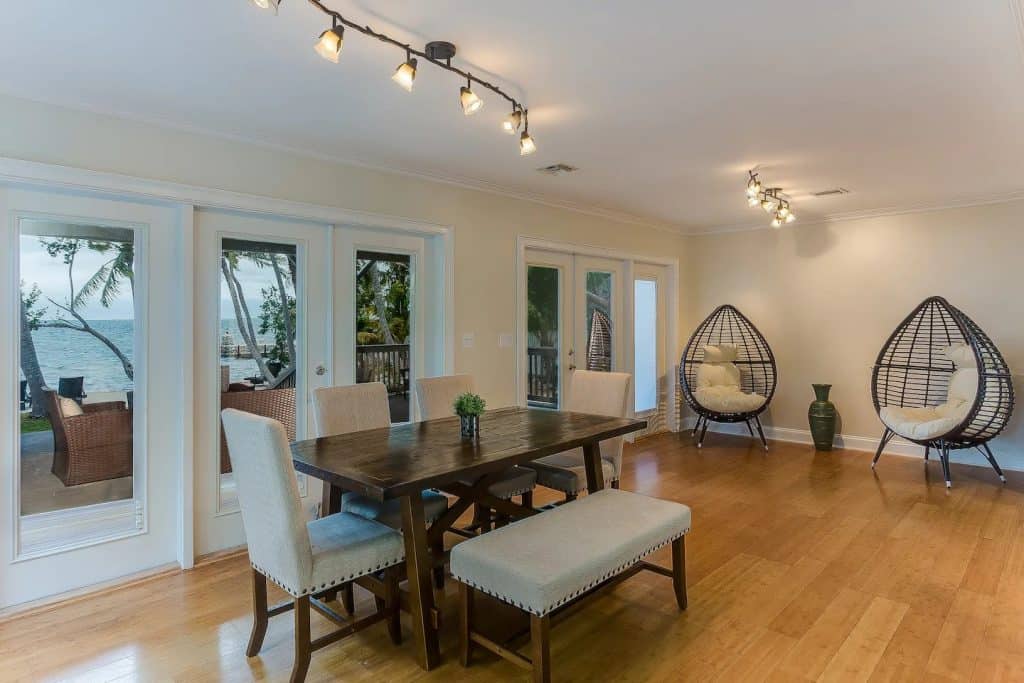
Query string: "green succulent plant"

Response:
xmin=453 ymin=392 xmax=486 ymax=417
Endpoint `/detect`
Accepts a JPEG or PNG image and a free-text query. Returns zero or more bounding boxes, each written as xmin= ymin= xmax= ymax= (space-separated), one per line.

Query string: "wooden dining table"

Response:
xmin=290 ymin=406 xmax=647 ymax=670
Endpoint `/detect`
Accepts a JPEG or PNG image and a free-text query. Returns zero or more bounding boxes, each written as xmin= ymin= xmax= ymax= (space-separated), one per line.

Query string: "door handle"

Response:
xmin=315 ymin=364 xmax=327 ymax=376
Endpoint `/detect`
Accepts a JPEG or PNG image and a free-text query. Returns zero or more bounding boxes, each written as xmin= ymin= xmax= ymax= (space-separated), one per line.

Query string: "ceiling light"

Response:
xmin=250 ymin=0 xmax=281 ymax=13
xmin=777 ymin=203 xmax=790 ymax=219
xmin=392 ymin=55 xmax=418 ymax=92
xmin=520 ymin=131 xmax=537 ymax=156
xmin=761 ymin=196 xmax=778 ymax=214
xmin=503 ymin=109 xmax=522 ymax=135
xmin=785 ymin=212 xmax=796 ymax=223
xmin=771 ymin=213 xmax=783 ymax=228
xmin=746 ymin=172 xmax=761 ymax=198
xmin=747 ymin=196 xmax=760 ymax=207
xmin=460 ymin=82 xmax=483 ymax=115
xmin=314 ymin=19 xmax=344 ymax=63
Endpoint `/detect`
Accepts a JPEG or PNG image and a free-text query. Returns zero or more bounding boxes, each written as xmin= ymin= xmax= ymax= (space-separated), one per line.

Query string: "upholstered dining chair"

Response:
xmin=221 ymin=408 xmax=405 ymax=683
xmin=312 ymin=382 xmax=449 ymax=592
xmin=524 ymin=370 xmax=632 ymax=501
xmin=415 ymin=374 xmax=538 ymax=531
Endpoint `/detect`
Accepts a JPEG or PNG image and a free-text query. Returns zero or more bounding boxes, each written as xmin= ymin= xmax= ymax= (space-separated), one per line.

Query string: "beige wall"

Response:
xmin=687 ymin=202 xmax=1024 ymax=470
xmin=0 ymin=95 xmax=686 ymax=410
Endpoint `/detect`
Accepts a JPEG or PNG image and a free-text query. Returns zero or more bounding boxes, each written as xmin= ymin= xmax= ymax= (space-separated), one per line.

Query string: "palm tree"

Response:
xmin=19 ymin=284 xmax=47 ymax=418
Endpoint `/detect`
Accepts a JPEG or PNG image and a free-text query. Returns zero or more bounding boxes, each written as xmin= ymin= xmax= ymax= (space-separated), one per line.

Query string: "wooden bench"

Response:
xmin=450 ymin=488 xmax=691 ymax=682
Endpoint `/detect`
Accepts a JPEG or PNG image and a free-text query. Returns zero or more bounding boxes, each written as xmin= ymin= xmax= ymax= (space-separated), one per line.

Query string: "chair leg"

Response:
xmin=744 ymin=420 xmax=755 ymax=438
xmin=697 ymin=419 xmax=709 ymax=448
xmin=431 ymin=538 xmax=446 ymax=590
xmin=939 ymin=444 xmax=953 ymax=489
xmin=522 ymin=490 xmax=534 ymax=509
xmin=564 ymin=492 xmax=578 ymax=503
xmin=671 ymin=537 xmax=688 ymax=611
xmin=291 ymin=596 xmax=312 ymax=683
xmin=246 ymin=569 xmax=269 ymax=657
xmin=753 ymin=416 xmax=768 ymax=451
xmin=339 ymin=582 xmax=355 ymax=615
xmin=872 ymin=428 xmax=894 ymax=469
xmin=979 ymin=443 xmax=1007 ymax=483
xmin=924 ymin=446 xmax=930 ymax=461
xmin=530 ymin=614 xmax=551 ymax=683
xmin=458 ymin=581 xmax=474 ymax=667
xmin=385 ymin=566 xmax=403 ymax=645
xmin=692 ymin=416 xmax=702 ymax=438
xmin=471 ymin=503 xmax=491 ymax=534
xmin=611 ymin=479 xmax=620 ymax=490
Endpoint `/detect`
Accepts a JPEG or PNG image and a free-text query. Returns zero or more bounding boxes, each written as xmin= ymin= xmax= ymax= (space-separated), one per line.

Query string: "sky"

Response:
xmin=20 ymin=236 xmax=281 ymax=322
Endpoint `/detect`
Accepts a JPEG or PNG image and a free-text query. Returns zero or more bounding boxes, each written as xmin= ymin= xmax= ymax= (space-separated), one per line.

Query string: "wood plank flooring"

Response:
xmin=3 ymin=431 xmax=1024 ymax=682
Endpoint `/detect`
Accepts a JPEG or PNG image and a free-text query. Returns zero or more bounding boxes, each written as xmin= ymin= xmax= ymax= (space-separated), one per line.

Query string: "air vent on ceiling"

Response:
xmin=536 ymin=163 xmax=578 ymax=176
xmin=810 ymin=187 xmax=851 ymax=197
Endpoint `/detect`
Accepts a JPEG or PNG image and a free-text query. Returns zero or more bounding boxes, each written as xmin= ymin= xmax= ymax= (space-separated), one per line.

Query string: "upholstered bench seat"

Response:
xmin=450 ymin=488 xmax=691 ymax=616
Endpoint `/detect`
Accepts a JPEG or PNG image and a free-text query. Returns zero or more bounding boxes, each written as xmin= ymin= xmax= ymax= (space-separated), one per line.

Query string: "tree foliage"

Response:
xmin=356 ymin=259 xmax=410 ymax=345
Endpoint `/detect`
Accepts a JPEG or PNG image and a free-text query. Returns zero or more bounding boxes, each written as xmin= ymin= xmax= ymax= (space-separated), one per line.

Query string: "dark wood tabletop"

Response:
xmin=291 ymin=406 xmax=646 ymax=501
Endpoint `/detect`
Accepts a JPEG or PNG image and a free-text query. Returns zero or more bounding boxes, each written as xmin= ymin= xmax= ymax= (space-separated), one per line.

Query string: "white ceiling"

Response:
xmin=3 ymin=1 xmax=1024 ymax=233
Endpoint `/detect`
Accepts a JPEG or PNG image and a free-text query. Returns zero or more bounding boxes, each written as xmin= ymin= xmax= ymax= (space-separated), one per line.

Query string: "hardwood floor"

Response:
xmin=4 ymin=432 xmax=1024 ymax=682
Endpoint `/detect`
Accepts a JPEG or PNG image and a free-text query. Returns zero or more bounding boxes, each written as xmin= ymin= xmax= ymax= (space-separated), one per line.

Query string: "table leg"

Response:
xmin=400 ymin=494 xmax=441 ymax=670
xmin=321 ymin=480 xmax=343 ymax=516
xmin=582 ymin=441 xmax=605 ymax=493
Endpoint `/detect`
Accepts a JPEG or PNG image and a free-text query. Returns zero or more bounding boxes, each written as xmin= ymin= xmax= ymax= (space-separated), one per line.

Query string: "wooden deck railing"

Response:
xmin=356 ymin=344 xmax=410 ymax=395
xmin=527 ymin=346 xmax=558 ymax=407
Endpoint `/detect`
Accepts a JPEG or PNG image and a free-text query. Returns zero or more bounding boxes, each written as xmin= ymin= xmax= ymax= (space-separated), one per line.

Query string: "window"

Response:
xmin=18 ymin=221 xmax=137 ymax=517
xmin=526 ymin=265 xmax=560 ymax=408
xmin=634 ymin=279 xmax=658 ymax=412
xmin=584 ymin=271 xmax=613 ymax=371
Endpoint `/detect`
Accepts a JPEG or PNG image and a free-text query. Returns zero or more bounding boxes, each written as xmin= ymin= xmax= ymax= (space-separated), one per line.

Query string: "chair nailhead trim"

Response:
xmin=251 ymin=553 xmax=405 ymax=597
xmin=451 ymin=527 xmax=690 ymax=616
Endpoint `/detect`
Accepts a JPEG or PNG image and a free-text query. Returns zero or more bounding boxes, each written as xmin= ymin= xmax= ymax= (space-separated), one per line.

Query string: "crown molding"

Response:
xmin=688 ymin=188 xmax=1024 ymax=236
xmin=0 ymin=90 xmax=689 ymax=237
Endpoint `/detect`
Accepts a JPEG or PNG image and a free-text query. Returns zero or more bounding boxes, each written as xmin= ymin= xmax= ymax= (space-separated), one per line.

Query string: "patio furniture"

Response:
xmin=871 ymin=296 xmax=1014 ymax=487
xmin=679 ymin=304 xmax=777 ymax=450
xmin=524 ymin=370 xmax=631 ymax=501
xmin=221 ymin=409 xmax=405 ymax=683
xmin=46 ymin=389 xmax=132 ymax=487
xmin=415 ymin=374 xmax=537 ymax=531
xmin=291 ymin=406 xmax=647 ymax=672
xmin=57 ymin=376 xmax=87 ymax=403
xmin=220 ymin=387 xmax=295 ymax=474
xmin=20 ymin=380 xmax=29 ymax=410
xmin=451 ymin=488 xmax=690 ymax=683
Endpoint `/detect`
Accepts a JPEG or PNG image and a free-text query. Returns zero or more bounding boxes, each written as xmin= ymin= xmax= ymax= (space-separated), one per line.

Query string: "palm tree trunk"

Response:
xmin=19 ymin=300 xmax=48 ymax=418
xmin=271 ymin=257 xmax=296 ymax=365
xmin=371 ymin=264 xmax=396 ymax=345
xmin=221 ymin=256 xmax=273 ymax=382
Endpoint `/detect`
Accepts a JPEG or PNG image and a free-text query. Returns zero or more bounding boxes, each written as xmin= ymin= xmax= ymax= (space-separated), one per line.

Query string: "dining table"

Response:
xmin=290 ymin=405 xmax=647 ymax=670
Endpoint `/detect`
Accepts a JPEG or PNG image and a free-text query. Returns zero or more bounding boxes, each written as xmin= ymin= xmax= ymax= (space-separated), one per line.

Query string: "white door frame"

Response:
xmin=0 ymin=157 xmax=454 ymax=589
xmin=515 ymin=236 xmax=680 ymax=432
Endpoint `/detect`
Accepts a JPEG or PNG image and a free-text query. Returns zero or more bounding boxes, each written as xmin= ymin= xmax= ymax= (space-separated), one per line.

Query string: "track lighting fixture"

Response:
xmin=250 ymin=0 xmax=281 ymax=13
xmin=460 ymin=80 xmax=484 ymax=115
xmin=503 ymin=109 xmax=522 ymax=135
xmin=746 ymin=170 xmax=797 ymax=227
xmin=251 ymin=1 xmax=535 ymax=157
xmin=314 ymin=18 xmax=344 ymax=63
xmin=392 ymin=53 xmax=417 ymax=91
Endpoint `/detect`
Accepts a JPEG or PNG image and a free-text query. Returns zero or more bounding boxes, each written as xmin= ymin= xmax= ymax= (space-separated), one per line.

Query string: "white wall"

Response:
xmin=686 ymin=201 xmax=1024 ymax=470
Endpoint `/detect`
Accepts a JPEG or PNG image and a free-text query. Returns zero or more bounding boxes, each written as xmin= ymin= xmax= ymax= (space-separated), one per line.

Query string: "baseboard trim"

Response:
xmin=680 ymin=417 xmax=927 ymax=458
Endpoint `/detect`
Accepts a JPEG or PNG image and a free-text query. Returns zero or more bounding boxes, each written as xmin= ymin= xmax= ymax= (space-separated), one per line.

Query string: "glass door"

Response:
xmin=523 ymin=250 xmax=572 ymax=409
xmin=568 ymin=256 xmax=624 ymax=404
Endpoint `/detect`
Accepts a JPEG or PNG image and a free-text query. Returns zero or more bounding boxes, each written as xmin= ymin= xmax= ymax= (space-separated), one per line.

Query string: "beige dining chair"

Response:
xmin=524 ymin=370 xmax=632 ymax=501
xmin=221 ymin=408 xmax=404 ymax=683
xmin=312 ymin=382 xmax=449 ymax=591
xmin=415 ymin=374 xmax=538 ymax=531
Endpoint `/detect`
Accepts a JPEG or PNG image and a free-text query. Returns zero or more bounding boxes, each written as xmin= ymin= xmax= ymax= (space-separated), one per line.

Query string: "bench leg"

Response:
xmin=458 ymin=582 xmax=474 ymax=667
xmin=530 ymin=614 xmax=551 ymax=683
xmin=672 ymin=536 xmax=688 ymax=611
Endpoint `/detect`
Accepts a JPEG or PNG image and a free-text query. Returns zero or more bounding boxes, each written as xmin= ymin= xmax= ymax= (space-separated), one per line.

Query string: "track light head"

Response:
xmin=519 ymin=131 xmax=537 ymax=156
xmin=771 ymin=213 xmax=783 ymax=228
xmin=761 ymin=197 xmax=777 ymax=214
xmin=250 ymin=0 xmax=281 ymax=13
xmin=392 ymin=56 xmax=418 ymax=92
xmin=785 ymin=212 xmax=796 ymax=223
xmin=503 ymin=109 xmax=523 ymax=135
xmin=314 ymin=21 xmax=344 ymax=63
xmin=460 ymin=83 xmax=483 ymax=115
xmin=747 ymin=196 xmax=760 ymax=208
xmin=746 ymin=172 xmax=761 ymax=198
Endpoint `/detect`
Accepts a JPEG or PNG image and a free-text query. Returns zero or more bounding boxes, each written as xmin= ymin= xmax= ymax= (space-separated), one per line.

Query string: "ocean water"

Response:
xmin=22 ymin=319 xmax=272 ymax=393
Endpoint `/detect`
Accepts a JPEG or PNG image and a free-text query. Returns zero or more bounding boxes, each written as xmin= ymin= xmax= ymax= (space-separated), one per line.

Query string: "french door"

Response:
xmin=1 ymin=187 xmax=181 ymax=607
xmin=523 ymin=250 xmax=624 ymax=410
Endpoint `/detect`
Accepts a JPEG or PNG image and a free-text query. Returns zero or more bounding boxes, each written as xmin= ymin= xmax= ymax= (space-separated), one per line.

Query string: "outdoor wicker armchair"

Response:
xmin=46 ymin=389 xmax=133 ymax=487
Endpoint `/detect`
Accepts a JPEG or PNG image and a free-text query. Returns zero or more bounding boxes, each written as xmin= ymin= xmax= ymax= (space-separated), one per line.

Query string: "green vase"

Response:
xmin=808 ymin=384 xmax=837 ymax=451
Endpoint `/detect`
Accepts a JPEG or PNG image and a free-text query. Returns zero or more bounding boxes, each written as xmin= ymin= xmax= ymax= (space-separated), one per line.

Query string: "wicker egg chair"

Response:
xmin=679 ymin=305 xmax=777 ymax=450
xmin=871 ymin=296 xmax=1014 ymax=488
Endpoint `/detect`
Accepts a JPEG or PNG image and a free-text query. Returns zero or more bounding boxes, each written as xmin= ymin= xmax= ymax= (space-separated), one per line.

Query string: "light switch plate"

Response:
xmin=462 ymin=333 xmax=475 ymax=348
xmin=498 ymin=333 xmax=514 ymax=348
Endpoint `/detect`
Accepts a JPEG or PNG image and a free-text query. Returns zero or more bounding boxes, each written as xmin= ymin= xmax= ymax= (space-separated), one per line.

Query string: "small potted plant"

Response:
xmin=453 ymin=392 xmax=486 ymax=439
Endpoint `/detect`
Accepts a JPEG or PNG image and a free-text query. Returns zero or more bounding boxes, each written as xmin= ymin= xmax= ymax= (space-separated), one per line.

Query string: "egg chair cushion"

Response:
xmin=880 ymin=361 xmax=979 ymax=441
xmin=945 ymin=343 xmax=976 ymax=368
xmin=694 ymin=362 xmax=766 ymax=413
xmin=703 ymin=344 xmax=739 ymax=362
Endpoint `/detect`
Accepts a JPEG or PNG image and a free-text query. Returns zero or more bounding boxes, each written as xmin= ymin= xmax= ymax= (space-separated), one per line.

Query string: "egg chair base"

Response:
xmin=692 ymin=412 xmax=768 ymax=451
xmin=870 ymin=427 xmax=1006 ymax=488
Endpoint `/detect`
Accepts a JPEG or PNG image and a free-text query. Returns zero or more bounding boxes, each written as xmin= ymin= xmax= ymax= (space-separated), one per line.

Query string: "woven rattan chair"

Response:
xmin=46 ymin=389 xmax=132 ymax=486
xmin=220 ymin=387 xmax=296 ymax=474
xmin=871 ymin=296 xmax=1014 ymax=488
xmin=679 ymin=305 xmax=777 ymax=450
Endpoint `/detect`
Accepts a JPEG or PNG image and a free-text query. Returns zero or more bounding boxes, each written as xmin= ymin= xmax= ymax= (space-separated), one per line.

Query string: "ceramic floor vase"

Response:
xmin=808 ymin=384 xmax=836 ymax=451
